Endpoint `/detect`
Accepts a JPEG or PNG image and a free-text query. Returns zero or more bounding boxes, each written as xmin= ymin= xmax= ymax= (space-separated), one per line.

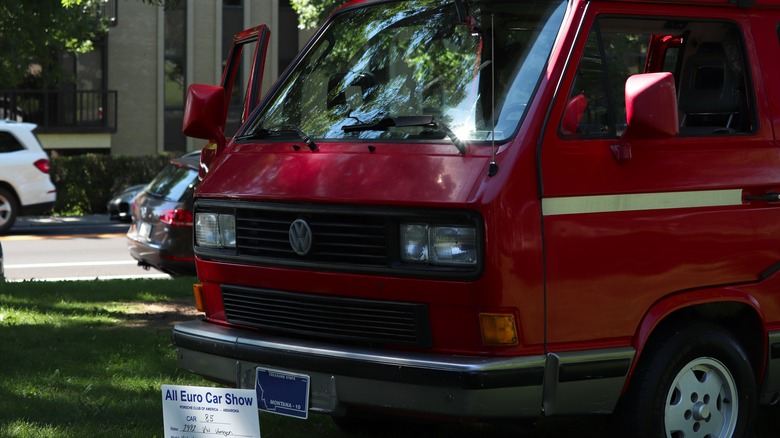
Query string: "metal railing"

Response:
xmin=0 ymin=89 xmax=117 ymax=133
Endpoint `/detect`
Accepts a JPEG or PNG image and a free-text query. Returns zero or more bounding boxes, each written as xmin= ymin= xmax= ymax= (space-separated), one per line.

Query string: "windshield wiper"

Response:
xmin=342 ymin=115 xmax=467 ymax=155
xmin=242 ymin=125 xmax=317 ymax=151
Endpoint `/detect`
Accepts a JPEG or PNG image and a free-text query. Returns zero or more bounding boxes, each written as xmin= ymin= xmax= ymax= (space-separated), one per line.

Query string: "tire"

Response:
xmin=621 ymin=322 xmax=756 ymax=438
xmin=0 ymin=187 xmax=18 ymax=234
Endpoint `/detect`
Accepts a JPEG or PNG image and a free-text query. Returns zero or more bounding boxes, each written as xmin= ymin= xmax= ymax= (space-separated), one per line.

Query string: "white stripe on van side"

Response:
xmin=541 ymin=189 xmax=743 ymax=216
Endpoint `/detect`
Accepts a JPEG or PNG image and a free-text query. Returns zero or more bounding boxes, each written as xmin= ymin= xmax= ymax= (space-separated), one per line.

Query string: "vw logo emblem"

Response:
xmin=289 ymin=219 xmax=313 ymax=256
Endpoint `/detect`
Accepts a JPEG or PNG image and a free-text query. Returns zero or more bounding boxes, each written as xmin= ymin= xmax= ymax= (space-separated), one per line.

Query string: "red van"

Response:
xmin=173 ymin=0 xmax=780 ymax=435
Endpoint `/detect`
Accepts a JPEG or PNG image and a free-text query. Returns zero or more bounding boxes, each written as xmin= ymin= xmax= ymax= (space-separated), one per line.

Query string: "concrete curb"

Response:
xmin=14 ymin=214 xmax=115 ymax=229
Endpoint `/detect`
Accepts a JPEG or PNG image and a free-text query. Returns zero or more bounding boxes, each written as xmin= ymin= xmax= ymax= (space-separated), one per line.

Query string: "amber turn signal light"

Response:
xmin=479 ymin=313 xmax=518 ymax=346
xmin=193 ymin=283 xmax=206 ymax=313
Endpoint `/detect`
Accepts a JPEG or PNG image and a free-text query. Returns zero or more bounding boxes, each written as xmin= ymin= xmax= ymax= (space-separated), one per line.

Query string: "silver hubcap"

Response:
xmin=664 ymin=357 xmax=738 ymax=438
xmin=0 ymin=196 xmax=10 ymax=227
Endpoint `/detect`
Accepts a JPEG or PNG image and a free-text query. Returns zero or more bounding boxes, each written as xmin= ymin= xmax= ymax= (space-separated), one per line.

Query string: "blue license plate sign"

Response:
xmin=255 ymin=367 xmax=310 ymax=419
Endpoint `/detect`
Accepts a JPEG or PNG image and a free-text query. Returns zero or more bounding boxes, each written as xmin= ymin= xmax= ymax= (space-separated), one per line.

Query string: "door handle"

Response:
xmin=743 ymin=192 xmax=780 ymax=202
xmin=610 ymin=144 xmax=632 ymax=163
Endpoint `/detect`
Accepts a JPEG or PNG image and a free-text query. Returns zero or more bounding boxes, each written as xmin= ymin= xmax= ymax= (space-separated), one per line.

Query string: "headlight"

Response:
xmin=431 ymin=226 xmax=477 ymax=265
xmin=401 ymin=223 xmax=477 ymax=266
xmin=401 ymin=224 xmax=429 ymax=262
xmin=195 ymin=212 xmax=236 ymax=248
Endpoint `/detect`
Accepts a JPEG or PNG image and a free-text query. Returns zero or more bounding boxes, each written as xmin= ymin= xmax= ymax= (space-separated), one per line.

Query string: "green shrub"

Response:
xmin=50 ymin=154 xmax=177 ymax=216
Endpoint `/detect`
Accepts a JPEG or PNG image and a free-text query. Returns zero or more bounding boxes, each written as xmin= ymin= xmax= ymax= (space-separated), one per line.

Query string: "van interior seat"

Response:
xmin=678 ymin=47 xmax=740 ymax=135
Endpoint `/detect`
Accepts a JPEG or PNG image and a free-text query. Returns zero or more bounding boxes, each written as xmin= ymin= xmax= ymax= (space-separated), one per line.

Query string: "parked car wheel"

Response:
xmin=0 ymin=240 xmax=5 ymax=281
xmin=622 ymin=322 xmax=756 ymax=438
xmin=0 ymin=187 xmax=19 ymax=234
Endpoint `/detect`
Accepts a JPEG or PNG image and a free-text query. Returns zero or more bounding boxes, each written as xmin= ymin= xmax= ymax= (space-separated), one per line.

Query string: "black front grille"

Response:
xmin=235 ymin=208 xmax=388 ymax=266
xmin=222 ymin=285 xmax=431 ymax=347
xmin=194 ymin=201 xmax=484 ymax=280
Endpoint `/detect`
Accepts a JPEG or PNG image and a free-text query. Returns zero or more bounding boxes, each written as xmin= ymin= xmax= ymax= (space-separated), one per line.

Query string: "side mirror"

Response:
xmin=561 ymin=93 xmax=587 ymax=134
xmin=183 ymin=84 xmax=227 ymax=153
xmin=623 ymin=72 xmax=678 ymax=139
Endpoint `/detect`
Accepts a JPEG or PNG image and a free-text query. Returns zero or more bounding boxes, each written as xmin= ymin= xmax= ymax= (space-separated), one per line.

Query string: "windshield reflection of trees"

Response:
xmin=252 ymin=0 xmax=565 ymax=143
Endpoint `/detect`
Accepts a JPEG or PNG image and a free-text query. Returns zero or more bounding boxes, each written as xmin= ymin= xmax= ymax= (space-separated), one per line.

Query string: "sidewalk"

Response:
xmin=13 ymin=214 xmax=115 ymax=229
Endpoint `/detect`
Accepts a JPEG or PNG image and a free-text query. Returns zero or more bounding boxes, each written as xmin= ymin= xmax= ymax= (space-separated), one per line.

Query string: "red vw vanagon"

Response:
xmin=173 ymin=0 xmax=780 ymax=435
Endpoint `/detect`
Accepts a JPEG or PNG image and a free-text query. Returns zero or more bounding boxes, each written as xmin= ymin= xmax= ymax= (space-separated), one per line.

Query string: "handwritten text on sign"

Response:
xmin=162 ymin=384 xmax=261 ymax=438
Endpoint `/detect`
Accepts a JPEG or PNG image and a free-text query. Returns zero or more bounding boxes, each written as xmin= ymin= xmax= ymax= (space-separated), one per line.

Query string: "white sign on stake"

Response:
xmin=162 ymin=384 xmax=261 ymax=438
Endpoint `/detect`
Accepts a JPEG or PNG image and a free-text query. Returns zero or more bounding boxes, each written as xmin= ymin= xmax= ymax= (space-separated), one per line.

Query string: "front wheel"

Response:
xmin=622 ymin=322 xmax=756 ymax=438
xmin=0 ymin=187 xmax=18 ymax=234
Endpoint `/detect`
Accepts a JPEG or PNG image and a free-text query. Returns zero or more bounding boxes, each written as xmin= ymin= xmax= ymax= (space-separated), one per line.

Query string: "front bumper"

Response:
xmin=173 ymin=319 xmax=547 ymax=419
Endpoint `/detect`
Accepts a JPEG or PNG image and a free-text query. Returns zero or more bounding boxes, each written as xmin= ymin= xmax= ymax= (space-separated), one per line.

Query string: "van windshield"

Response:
xmin=244 ymin=0 xmax=566 ymax=144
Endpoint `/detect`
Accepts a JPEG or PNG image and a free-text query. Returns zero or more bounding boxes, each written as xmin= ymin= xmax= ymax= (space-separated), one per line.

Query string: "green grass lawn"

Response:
xmin=0 ymin=278 xmax=341 ymax=437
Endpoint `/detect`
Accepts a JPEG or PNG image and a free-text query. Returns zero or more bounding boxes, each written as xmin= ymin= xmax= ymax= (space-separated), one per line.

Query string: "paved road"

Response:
xmin=0 ymin=215 xmax=170 ymax=281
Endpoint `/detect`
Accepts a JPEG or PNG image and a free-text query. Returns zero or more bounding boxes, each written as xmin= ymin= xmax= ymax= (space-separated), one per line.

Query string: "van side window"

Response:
xmin=561 ymin=30 xmax=611 ymax=137
xmin=561 ymin=18 xmax=754 ymax=138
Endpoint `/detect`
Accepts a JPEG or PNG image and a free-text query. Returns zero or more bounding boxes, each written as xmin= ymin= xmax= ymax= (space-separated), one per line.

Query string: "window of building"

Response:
xmin=164 ymin=2 xmax=187 ymax=152
xmin=223 ymin=0 xmax=246 ymax=139
xmin=278 ymin=1 xmax=299 ymax=77
xmin=220 ymin=1 xmax=301 ymax=139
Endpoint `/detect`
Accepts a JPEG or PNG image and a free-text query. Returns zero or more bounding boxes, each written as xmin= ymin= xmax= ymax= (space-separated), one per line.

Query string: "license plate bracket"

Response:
xmin=255 ymin=367 xmax=310 ymax=419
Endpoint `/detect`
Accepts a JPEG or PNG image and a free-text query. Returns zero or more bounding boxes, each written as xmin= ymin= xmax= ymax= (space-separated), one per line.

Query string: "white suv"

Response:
xmin=0 ymin=121 xmax=57 ymax=233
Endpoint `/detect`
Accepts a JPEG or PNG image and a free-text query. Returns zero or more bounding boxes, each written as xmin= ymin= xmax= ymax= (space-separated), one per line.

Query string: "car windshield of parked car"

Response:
xmin=243 ymin=0 xmax=566 ymax=144
xmin=145 ymin=164 xmax=196 ymax=202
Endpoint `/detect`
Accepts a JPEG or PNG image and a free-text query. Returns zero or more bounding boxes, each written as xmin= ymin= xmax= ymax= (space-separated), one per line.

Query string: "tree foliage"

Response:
xmin=0 ymin=0 xmax=175 ymax=90
xmin=290 ymin=0 xmax=342 ymax=29
xmin=0 ymin=1 xmax=111 ymax=89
